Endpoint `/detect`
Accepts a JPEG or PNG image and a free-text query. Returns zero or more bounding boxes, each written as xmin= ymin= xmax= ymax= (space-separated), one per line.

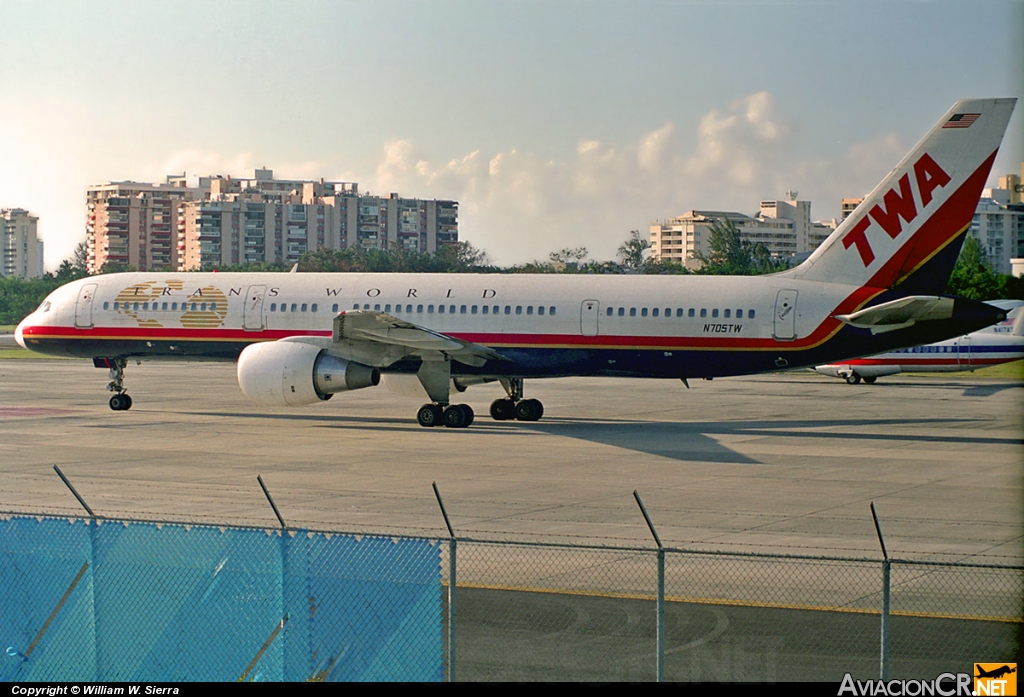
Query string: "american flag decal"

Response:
xmin=943 ymin=113 xmax=980 ymax=129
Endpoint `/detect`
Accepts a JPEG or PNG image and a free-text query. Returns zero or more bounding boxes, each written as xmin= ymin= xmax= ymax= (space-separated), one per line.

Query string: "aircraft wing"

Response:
xmin=834 ymin=296 xmax=955 ymax=334
xmin=332 ymin=310 xmax=507 ymax=368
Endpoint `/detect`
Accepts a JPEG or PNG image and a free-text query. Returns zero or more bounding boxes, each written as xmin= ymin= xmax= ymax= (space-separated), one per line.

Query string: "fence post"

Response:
xmin=634 ymin=491 xmax=665 ymax=683
xmin=871 ymin=502 xmax=890 ymax=681
xmin=433 ymin=482 xmax=457 ymax=683
xmin=53 ymin=466 xmax=100 ymax=680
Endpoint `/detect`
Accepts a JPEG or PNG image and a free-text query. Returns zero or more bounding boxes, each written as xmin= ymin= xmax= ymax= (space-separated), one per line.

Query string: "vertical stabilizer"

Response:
xmin=787 ymin=98 xmax=1016 ymax=293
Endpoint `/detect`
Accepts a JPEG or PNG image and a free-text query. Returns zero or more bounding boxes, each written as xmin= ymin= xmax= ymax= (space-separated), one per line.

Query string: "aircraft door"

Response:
xmin=581 ymin=299 xmax=599 ymax=336
xmin=243 ymin=285 xmax=266 ymax=331
xmin=773 ymin=290 xmax=798 ymax=341
xmin=74 ymin=283 xmax=98 ymax=329
xmin=957 ymin=335 xmax=971 ymax=368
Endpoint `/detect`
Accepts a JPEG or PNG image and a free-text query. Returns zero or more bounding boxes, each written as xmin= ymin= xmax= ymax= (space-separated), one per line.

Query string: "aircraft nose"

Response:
xmin=14 ymin=317 xmax=27 ymax=349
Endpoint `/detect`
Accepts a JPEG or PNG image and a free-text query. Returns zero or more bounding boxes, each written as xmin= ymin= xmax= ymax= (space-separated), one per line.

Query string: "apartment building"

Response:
xmin=87 ymin=169 xmax=458 ymax=272
xmin=2 ymin=208 xmax=43 ymax=279
xmin=650 ymin=197 xmax=835 ymax=267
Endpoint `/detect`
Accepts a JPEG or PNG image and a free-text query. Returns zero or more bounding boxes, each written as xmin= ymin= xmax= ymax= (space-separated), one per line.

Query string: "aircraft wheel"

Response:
xmin=123 ymin=394 xmax=133 ymax=410
xmin=490 ymin=398 xmax=516 ymax=421
xmin=417 ymin=403 xmax=443 ymax=428
xmin=862 ymin=376 xmax=877 ymax=384
xmin=515 ymin=398 xmax=543 ymax=422
xmin=443 ymin=404 xmax=469 ymax=429
xmin=461 ymin=404 xmax=474 ymax=427
xmin=109 ymin=394 xmax=124 ymax=411
xmin=846 ymin=374 xmax=862 ymax=385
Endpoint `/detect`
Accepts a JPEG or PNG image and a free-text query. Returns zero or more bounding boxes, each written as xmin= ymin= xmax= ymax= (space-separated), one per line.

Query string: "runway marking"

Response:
xmin=447 ymin=581 xmax=1022 ymax=624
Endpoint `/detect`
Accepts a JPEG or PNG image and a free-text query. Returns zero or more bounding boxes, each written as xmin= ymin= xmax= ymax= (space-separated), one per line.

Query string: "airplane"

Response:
xmin=976 ymin=665 xmax=1017 ymax=680
xmin=815 ymin=299 xmax=1024 ymax=383
xmin=14 ymin=98 xmax=1017 ymax=428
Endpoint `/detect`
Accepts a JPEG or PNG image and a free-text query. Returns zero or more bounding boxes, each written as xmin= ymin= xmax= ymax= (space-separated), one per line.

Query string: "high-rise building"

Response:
xmin=87 ymin=179 xmax=207 ymax=273
xmin=970 ymin=188 xmax=1024 ymax=275
xmin=2 ymin=208 xmax=43 ymax=279
xmin=87 ymin=169 xmax=458 ymax=272
xmin=649 ymin=197 xmax=836 ymax=267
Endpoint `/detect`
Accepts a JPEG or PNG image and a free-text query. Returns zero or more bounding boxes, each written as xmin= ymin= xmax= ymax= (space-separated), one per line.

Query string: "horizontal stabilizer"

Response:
xmin=834 ymin=296 xmax=954 ymax=334
xmin=333 ymin=310 xmax=506 ymax=367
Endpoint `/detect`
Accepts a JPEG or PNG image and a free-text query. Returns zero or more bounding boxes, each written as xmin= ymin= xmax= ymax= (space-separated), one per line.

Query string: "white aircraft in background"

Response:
xmin=814 ymin=299 xmax=1024 ymax=383
xmin=15 ymin=98 xmax=1016 ymax=427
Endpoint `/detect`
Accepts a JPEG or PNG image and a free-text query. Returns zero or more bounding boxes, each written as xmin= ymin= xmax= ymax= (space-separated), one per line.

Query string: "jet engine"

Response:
xmin=237 ymin=340 xmax=380 ymax=407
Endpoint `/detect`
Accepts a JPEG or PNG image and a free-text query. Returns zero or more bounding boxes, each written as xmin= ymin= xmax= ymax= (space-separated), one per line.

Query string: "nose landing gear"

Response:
xmin=95 ymin=357 xmax=133 ymax=411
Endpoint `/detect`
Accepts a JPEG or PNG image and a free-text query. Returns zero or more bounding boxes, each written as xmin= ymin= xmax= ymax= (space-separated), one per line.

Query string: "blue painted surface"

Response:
xmin=0 ymin=516 xmax=442 ymax=682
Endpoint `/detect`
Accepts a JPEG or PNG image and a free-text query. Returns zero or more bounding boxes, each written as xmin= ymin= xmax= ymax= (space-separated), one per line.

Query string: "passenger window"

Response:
xmin=291 ymin=304 xmax=298 ymax=312
xmin=749 ymin=309 xmax=755 ymax=318
xmin=311 ymin=304 xmax=317 ymax=312
xmin=461 ymin=305 xmax=467 ymax=314
xmin=471 ymin=306 xmax=477 ymax=314
xmin=353 ymin=303 xmax=359 ymax=310
xmin=482 ymin=306 xmax=489 ymax=314
xmin=526 ymin=306 xmax=533 ymax=315
xmin=373 ymin=304 xmax=380 ymax=311
xmin=439 ymin=305 xmax=445 ymax=314
xmin=301 ymin=303 xmax=308 ymax=312
xmin=652 ymin=308 xmax=659 ymax=317
xmin=406 ymin=305 xmax=413 ymax=313
xmin=516 ymin=306 xmax=522 ymax=315
xmin=629 ymin=308 xmax=636 ymax=317
xmin=493 ymin=306 xmax=499 ymax=315
xmin=449 ymin=305 xmax=456 ymax=314
xmin=384 ymin=304 xmax=391 ymax=312
xmin=606 ymin=307 xmax=613 ymax=316
xmin=641 ymin=308 xmax=648 ymax=317
xmin=687 ymin=308 xmax=694 ymax=317
xmin=171 ymin=302 xmax=177 ymax=310
xmin=712 ymin=309 xmax=719 ymax=318
xmin=667 ymin=308 xmax=672 ymax=317
xmin=332 ymin=303 xmax=339 ymax=313
xmin=428 ymin=305 xmax=434 ymax=313
xmin=700 ymin=309 xmax=707 ymax=318
xmin=417 ymin=304 xmax=423 ymax=313
xmin=538 ymin=306 xmax=545 ymax=316
xmin=724 ymin=309 xmax=730 ymax=318
xmin=505 ymin=306 xmax=511 ymax=315
xmin=550 ymin=306 xmax=556 ymax=316
xmin=211 ymin=303 xmax=217 ymax=311
xmin=103 ymin=302 xmax=109 ymax=310
xmin=736 ymin=309 xmax=743 ymax=319
xmin=134 ymin=302 xmax=140 ymax=310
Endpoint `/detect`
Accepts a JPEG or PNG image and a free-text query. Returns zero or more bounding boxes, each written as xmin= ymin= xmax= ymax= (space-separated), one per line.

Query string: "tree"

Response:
xmin=946 ymin=235 xmax=1001 ymax=300
xmin=696 ymin=217 xmax=786 ymax=275
xmin=617 ymin=230 xmax=650 ymax=272
xmin=548 ymin=247 xmax=590 ymax=272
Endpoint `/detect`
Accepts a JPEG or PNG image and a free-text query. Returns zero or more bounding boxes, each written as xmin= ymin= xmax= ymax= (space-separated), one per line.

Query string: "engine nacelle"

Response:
xmin=237 ymin=341 xmax=380 ymax=407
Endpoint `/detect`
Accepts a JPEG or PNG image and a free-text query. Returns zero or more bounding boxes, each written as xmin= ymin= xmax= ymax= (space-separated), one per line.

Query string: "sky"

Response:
xmin=1 ymin=0 xmax=1022 ymax=269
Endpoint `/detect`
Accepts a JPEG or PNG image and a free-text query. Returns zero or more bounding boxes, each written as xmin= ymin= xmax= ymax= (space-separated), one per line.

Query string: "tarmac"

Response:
xmin=1 ymin=358 xmax=1021 ymax=561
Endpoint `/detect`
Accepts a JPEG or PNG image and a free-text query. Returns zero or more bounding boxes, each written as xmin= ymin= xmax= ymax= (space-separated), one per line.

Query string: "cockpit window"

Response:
xmin=41 ymin=301 xmax=51 ymax=312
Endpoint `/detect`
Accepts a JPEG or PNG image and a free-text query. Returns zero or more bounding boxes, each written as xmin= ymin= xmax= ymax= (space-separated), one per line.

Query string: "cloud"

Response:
xmin=360 ymin=90 xmax=896 ymax=264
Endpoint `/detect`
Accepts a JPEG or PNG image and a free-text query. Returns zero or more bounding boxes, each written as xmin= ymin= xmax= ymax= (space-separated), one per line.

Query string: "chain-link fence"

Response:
xmin=2 ymin=512 xmax=1020 ymax=682
xmin=1 ymin=514 xmax=443 ymax=682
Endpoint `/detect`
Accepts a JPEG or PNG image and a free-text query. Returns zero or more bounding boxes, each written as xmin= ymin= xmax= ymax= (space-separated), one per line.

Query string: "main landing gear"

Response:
xmin=844 ymin=372 xmax=877 ymax=385
xmin=489 ymin=377 xmax=543 ymax=422
xmin=414 ymin=377 xmax=544 ymax=428
xmin=417 ymin=403 xmax=475 ymax=429
xmin=97 ymin=357 xmax=133 ymax=411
